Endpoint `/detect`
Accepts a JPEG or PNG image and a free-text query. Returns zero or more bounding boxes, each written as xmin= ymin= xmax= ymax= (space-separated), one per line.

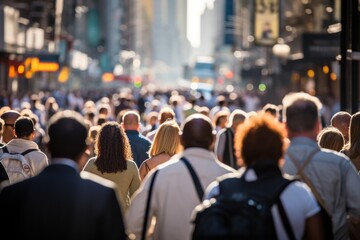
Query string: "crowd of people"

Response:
xmin=0 ymin=87 xmax=359 ymax=240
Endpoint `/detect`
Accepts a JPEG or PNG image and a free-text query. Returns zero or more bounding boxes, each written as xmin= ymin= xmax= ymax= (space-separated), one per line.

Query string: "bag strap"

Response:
xmin=287 ymin=148 xmax=331 ymax=215
xmin=287 ymin=148 xmax=320 ymax=175
xmin=21 ymin=148 xmax=38 ymax=156
xmin=225 ymin=129 xmax=235 ymax=168
xmin=180 ymin=157 xmax=204 ymax=202
xmin=141 ymin=169 xmax=159 ymax=240
xmin=1 ymin=146 xmax=9 ymax=154
xmin=276 ymin=189 xmax=296 ymax=240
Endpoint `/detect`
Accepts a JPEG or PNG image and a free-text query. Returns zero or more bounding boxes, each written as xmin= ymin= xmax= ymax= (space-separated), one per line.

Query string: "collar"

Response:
xmin=51 ymin=158 xmax=80 ymax=172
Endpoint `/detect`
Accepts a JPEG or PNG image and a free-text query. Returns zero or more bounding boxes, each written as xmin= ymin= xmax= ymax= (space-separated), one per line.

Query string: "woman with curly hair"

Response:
xmin=83 ymin=121 xmax=140 ymax=211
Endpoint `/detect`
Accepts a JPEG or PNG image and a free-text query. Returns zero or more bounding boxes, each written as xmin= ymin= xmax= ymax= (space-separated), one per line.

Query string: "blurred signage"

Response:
xmin=254 ymin=0 xmax=279 ymax=46
xmin=302 ymin=33 xmax=340 ymax=60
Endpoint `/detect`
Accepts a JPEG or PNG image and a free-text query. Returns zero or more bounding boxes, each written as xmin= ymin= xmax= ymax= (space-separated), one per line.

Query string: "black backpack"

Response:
xmin=192 ymin=169 xmax=295 ymax=240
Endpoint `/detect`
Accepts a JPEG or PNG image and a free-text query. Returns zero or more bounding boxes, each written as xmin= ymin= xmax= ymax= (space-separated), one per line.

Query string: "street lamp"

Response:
xmin=272 ymin=39 xmax=291 ymax=58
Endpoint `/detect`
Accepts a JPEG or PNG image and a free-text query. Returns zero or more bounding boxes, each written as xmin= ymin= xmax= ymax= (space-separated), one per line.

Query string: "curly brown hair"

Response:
xmin=95 ymin=121 xmax=132 ymax=173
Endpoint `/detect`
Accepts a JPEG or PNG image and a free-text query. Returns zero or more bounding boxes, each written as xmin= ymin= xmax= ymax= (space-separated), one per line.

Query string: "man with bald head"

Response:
xmin=330 ymin=111 xmax=351 ymax=143
xmin=121 ymin=110 xmax=152 ymax=167
xmin=0 ymin=110 xmax=21 ymax=144
xmin=126 ymin=113 xmax=236 ymax=240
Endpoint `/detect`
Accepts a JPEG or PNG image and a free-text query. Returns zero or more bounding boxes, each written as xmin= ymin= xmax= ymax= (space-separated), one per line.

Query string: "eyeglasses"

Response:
xmin=4 ymin=123 xmax=14 ymax=128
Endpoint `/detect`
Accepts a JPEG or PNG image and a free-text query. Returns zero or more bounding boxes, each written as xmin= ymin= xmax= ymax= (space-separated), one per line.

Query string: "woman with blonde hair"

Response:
xmin=83 ymin=121 xmax=140 ymax=211
xmin=139 ymin=120 xmax=182 ymax=180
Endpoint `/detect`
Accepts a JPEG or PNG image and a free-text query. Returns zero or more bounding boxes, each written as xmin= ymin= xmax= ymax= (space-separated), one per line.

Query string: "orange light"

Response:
xmin=307 ymin=69 xmax=315 ymax=78
xmin=102 ymin=73 xmax=114 ymax=82
xmin=8 ymin=65 xmax=16 ymax=78
xmin=30 ymin=57 xmax=40 ymax=72
xmin=330 ymin=72 xmax=337 ymax=81
xmin=58 ymin=67 xmax=69 ymax=83
xmin=17 ymin=64 xmax=25 ymax=74
xmin=322 ymin=65 xmax=329 ymax=74
xmin=25 ymin=71 xmax=33 ymax=79
xmin=37 ymin=62 xmax=59 ymax=72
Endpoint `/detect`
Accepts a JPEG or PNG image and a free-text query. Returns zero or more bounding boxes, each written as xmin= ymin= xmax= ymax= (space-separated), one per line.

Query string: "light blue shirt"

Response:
xmin=283 ymin=137 xmax=360 ymax=240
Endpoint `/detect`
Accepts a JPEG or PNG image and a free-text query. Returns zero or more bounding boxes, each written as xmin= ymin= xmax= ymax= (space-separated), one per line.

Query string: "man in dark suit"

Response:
xmin=0 ymin=110 xmax=126 ymax=240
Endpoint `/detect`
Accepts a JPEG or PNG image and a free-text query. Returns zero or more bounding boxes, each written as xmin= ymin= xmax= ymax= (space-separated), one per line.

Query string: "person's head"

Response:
xmin=282 ymin=92 xmax=322 ymax=139
xmin=149 ymin=120 xmax=182 ymax=157
xmin=14 ymin=116 xmax=35 ymax=140
xmin=158 ymin=107 xmax=175 ymax=124
xmin=88 ymin=125 xmax=101 ymax=143
xmin=180 ymin=113 xmax=215 ymax=150
xmin=95 ymin=121 xmax=132 ymax=173
xmin=216 ymin=95 xmax=226 ymax=107
xmin=346 ymin=112 xmax=360 ymax=156
xmin=330 ymin=111 xmax=351 ymax=142
xmin=214 ymin=110 xmax=229 ymax=129
xmin=234 ymin=113 xmax=286 ymax=167
xmin=228 ymin=109 xmax=248 ymax=129
xmin=262 ymin=103 xmax=279 ymax=119
xmin=121 ymin=110 xmax=141 ymax=131
xmin=0 ymin=110 xmax=21 ymax=143
xmin=317 ymin=127 xmax=344 ymax=152
xmin=147 ymin=111 xmax=159 ymax=126
xmin=199 ymin=106 xmax=210 ymax=116
xmin=46 ymin=110 xmax=88 ymax=162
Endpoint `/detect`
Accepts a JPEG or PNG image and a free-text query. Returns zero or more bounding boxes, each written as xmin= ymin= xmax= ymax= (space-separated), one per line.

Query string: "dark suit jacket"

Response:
xmin=0 ymin=164 xmax=126 ymax=240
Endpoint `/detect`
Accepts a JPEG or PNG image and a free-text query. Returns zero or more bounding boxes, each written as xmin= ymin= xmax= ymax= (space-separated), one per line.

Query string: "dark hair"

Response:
xmin=235 ymin=113 xmax=286 ymax=166
xmin=47 ymin=110 xmax=88 ymax=160
xmin=181 ymin=114 xmax=214 ymax=149
xmin=14 ymin=116 xmax=34 ymax=138
xmin=95 ymin=121 xmax=132 ymax=173
xmin=282 ymin=92 xmax=322 ymax=133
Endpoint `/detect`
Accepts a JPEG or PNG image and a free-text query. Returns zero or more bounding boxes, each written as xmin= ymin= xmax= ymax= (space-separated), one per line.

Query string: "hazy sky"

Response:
xmin=187 ymin=0 xmax=214 ymax=48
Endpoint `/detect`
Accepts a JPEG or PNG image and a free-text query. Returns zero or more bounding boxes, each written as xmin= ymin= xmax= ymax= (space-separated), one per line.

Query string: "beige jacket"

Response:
xmin=125 ymin=148 xmax=237 ymax=240
xmin=0 ymin=138 xmax=48 ymax=175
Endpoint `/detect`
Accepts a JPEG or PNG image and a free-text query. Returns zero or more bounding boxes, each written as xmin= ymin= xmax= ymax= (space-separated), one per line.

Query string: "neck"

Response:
xmin=288 ymin=131 xmax=317 ymax=141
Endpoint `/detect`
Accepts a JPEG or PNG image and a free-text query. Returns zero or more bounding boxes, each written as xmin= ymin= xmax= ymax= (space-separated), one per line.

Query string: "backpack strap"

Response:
xmin=275 ymin=180 xmax=296 ymax=240
xmin=180 ymin=157 xmax=204 ymax=202
xmin=141 ymin=169 xmax=159 ymax=240
xmin=20 ymin=148 xmax=39 ymax=156
xmin=1 ymin=146 xmax=9 ymax=153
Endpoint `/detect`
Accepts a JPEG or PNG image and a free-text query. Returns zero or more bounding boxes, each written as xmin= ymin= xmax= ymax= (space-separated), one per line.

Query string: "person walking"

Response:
xmin=139 ymin=120 xmax=182 ymax=181
xmin=0 ymin=116 xmax=48 ymax=186
xmin=282 ymin=92 xmax=360 ymax=240
xmin=83 ymin=121 xmax=141 ymax=211
xmin=198 ymin=113 xmax=324 ymax=239
xmin=125 ymin=113 xmax=237 ymax=240
xmin=122 ymin=110 xmax=152 ymax=168
xmin=0 ymin=110 xmax=127 ymax=240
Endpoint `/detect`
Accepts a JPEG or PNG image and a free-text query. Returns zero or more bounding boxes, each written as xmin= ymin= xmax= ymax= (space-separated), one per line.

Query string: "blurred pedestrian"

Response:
xmin=122 ymin=110 xmax=152 ymax=167
xmin=0 ymin=110 xmax=126 ymax=240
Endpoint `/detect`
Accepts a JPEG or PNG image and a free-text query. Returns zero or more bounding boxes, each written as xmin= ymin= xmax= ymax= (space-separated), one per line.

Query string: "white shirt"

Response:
xmin=204 ymin=168 xmax=320 ymax=240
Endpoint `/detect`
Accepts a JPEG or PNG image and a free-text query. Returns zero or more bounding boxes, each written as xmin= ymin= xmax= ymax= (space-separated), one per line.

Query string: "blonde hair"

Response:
xmin=149 ymin=120 xmax=182 ymax=157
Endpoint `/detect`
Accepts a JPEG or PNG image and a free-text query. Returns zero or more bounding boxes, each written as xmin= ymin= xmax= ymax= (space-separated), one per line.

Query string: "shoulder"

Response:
xmin=127 ymin=160 xmax=138 ymax=170
xmin=80 ymin=171 xmax=117 ymax=190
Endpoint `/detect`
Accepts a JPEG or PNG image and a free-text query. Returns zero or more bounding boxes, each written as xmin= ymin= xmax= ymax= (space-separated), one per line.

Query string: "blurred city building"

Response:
xmin=0 ymin=0 xmax=359 ymax=111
